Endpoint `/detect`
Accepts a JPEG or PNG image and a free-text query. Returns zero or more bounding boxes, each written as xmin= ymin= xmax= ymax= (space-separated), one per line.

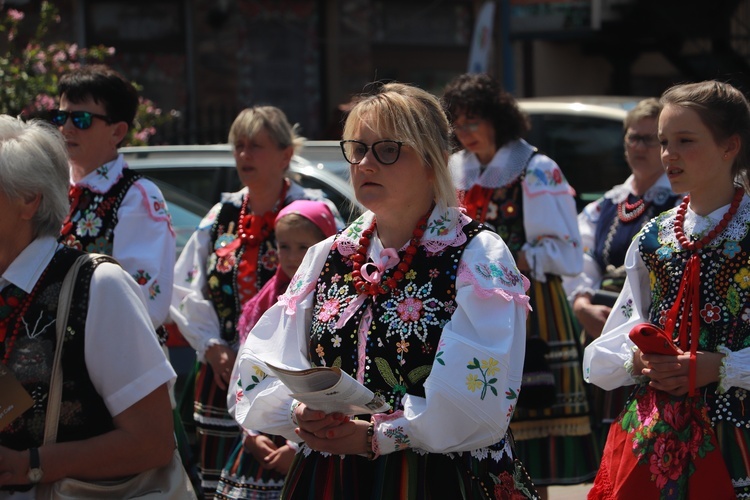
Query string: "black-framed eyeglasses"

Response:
xmin=340 ymin=140 xmax=403 ymax=165
xmin=625 ymin=133 xmax=659 ymax=148
xmin=49 ymin=109 xmax=111 ymax=130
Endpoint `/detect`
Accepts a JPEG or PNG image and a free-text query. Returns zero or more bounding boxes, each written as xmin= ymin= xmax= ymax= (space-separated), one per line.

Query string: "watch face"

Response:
xmin=28 ymin=468 xmax=43 ymax=483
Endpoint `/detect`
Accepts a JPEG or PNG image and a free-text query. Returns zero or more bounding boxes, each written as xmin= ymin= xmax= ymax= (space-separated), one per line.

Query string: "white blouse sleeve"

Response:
xmin=113 ymin=178 xmax=176 ymax=329
xmin=563 ymin=199 xmax=604 ymax=301
xmin=230 ymin=231 xmax=530 ymax=454
xmin=85 ymin=262 xmax=176 ymax=417
xmin=169 ymin=203 xmax=223 ymax=360
xmin=521 ymin=155 xmax=583 ymax=281
xmin=583 ymin=236 xmax=652 ymax=390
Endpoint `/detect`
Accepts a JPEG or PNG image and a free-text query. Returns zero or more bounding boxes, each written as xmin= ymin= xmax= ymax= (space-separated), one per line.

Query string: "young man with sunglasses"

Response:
xmin=55 ymin=64 xmax=176 ymax=342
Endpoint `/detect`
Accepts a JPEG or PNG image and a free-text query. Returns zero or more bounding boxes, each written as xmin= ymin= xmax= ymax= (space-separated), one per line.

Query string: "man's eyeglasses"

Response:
xmin=453 ymin=121 xmax=481 ymax=134
xmin=625 ymin=133 xmax=659 ymax=148
xmin=49 ymin=110 xmax=111 ymax=130
xmin=340 ymin=140 xmax=403 ymax=165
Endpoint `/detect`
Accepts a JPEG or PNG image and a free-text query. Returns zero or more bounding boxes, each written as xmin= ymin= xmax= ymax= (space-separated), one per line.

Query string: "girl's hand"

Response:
xmin=641 ymin=351 xmax=725 ymax=396
xmin=0 ymin=446 xmax=28 ymax=486
xmin=573 ymin=295 xmax=611 ymax=339
xmin=242 ymin=434 xmax=278 ymax=465
xmin=264 ymin=444 xmax=296 ymax=474
xmin=293 ymin=403 xmax=349 ymax=437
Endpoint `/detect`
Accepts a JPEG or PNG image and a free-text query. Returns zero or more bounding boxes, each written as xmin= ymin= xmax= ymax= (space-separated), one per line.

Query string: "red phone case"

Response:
xmin=628 ymin=323 xmax=681 ymax=356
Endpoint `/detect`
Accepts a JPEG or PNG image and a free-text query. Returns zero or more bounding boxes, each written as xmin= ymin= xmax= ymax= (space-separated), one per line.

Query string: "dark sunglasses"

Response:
xmin=340 ymin=140 xmax=403 ymax=165
xmin=49 ymin=109 xmax=111 ymax=130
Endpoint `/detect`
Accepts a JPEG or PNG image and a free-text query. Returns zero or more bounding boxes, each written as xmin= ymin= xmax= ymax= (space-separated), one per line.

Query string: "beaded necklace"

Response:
xmin=1 ymin=269 xmax=49 ymax=365
xmin=617 ymin=197 xmax=650 ymax=223
xmin=350 ymin=209 xmax=430 ymax=297
xmin=674 ymin=186 xmax=743 ymax=251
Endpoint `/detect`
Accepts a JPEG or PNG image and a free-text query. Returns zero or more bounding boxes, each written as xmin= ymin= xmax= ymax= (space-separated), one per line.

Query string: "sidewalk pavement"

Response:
xmin=548 ymin=482 xmax=593 ymax=499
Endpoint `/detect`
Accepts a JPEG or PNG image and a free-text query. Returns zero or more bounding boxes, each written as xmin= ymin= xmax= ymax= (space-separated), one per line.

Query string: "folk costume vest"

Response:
xmin=207 ymin=197 xmax=278 ymax=342
xmin=0 ymin=247 xmax=113 ymax=451
xmin=59 ymin=168 xmax=142 ymax=255
xmin=308 ymin=218 xmax=484 ymax=412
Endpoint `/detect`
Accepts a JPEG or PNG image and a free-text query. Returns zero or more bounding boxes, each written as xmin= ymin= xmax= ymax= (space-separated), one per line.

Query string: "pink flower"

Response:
xmin=397 ymin=297 xmax=423 ymax=322
xmin=317 ymin=299 xmax=340 ymax=322
xmin=662 ymin=400 xmax=688 ymax=431
xmin=649 ymin=435 xmax=688 ymax=488
xmin=7 ymin=9 xmax=24 ymax=21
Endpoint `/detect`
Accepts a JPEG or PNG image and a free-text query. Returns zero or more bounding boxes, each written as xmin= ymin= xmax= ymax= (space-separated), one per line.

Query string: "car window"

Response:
xmin=525 ymin=113 xmax=630 ymax=211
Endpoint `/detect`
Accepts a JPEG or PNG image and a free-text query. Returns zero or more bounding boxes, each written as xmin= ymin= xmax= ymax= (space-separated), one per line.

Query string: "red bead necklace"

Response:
xmin=617 ymin=197 xmax=649 ymax=223
xmin=674 ymin=187 xmax=744 ymax=251
xmin=350 ymin=210 xmax=431 ymax=297
xmin=2 ymin=269 xmax=48 ymax=365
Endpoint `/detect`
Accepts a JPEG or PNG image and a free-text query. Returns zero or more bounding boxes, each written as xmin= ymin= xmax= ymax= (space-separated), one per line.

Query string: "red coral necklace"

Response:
xmin=674 ymin=187 xmax=743 ymax=251
xmin=617 ymin=197 xmax=649 ymax=223
xmin=350 ymin=209 xmax=431 ymax=297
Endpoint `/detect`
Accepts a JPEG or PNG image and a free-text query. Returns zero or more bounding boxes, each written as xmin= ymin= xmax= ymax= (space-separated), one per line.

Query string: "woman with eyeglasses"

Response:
xmin=229 ymin=82 xmax=539 ymax=499
xmin=170 ymin=106 xmax=341 ymax=500
xmin=564 ymin=99 xmax=680 ymax=448
xmin=441 ymin=72 xmax=598 ymax=495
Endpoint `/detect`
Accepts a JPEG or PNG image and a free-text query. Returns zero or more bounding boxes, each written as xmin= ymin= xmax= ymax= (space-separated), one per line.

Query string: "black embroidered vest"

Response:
xmin=481 ymin=176 xmax=526 ymax=257
xmin=58 ymin=169 xmax=142 ymax=254
xmin=638 ymin=214 xmax=750 ymax=428
xmin=208 ymin=198 xmax=278 ymax=342
xmin=0 ymin=248 xmax=114 ymax=451
xmin=308 ymin=219 xmax=484 ymax=413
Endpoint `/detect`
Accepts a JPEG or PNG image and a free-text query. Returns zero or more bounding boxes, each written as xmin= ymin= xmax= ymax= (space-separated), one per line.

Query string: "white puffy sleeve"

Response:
xmin=169 ymin=202 xmax=223 ymax=360
xmin=582 ymin=236 xmax=651 ymax=390
xmin=521 ymin=154 xmax=583 ymax=281
xmin=563 ymin=198 xmax=604 ymax=300
xmin=114 ymin=177 xmax=176 ymax=329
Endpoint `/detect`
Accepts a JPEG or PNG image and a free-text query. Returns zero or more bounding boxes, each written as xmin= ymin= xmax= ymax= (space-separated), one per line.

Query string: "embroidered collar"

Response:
xmin=657 ymin=194 xmax=750 ymax=248
xmin=337 ymin=205 xmax=472 ymax=257
xmin=72 ymin=154 xmax=128 ymax=194
xmin=450 ymin=139 xmax=536 ymax=190
xmin=603 ymin=173 xmax=676 ymax=205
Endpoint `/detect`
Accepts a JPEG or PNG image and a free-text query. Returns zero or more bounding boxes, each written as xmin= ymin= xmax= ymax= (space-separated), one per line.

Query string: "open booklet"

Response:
xmin=265 ymin=363 xmax=391 ymax=415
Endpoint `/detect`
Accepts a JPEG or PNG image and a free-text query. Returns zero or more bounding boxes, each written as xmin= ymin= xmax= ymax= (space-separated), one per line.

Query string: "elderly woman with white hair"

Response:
xmin=0 ymin=116 xmax=178 ymax=498
xmin=230 ymin=83 xmax=539 ymax=499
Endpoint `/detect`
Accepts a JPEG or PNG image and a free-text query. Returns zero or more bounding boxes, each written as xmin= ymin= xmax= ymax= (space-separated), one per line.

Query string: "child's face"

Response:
xmin=275 ymin=219 xmax=324 ymax=278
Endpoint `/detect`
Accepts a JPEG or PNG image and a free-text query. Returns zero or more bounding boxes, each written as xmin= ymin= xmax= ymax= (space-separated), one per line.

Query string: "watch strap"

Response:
xmin=27 ymin=447 xmax=43 ymax=483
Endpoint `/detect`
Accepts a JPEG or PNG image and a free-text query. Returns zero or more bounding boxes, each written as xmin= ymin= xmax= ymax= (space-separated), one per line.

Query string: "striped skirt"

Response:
xmin=194 ymin=361 xmax=243 ymax=499
xmin=279 ymin=438 xmax=538 ymax=499
xmin=216 ymin=433 xmax=288 ymax=500
xmin=715 ymin=421 xmax=750 ymax=497
xmin=510 ymin=275 xmax=600 ymax=485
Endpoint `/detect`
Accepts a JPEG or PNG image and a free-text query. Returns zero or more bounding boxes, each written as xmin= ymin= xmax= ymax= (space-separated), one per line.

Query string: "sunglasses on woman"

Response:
xmin=49 ymin=110 xmax=111 ymax=130
xmin=340 ymin=140 xmax=403 ymax=165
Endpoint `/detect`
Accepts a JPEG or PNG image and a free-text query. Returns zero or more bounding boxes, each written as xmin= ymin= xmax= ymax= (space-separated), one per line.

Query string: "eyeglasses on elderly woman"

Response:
xmin=340 ymin=140 xmax=403 ymax=166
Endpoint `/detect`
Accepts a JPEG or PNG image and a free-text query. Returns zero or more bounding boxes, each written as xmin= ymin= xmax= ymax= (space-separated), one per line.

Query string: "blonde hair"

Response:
xmin=228 ymin=106 xmax=305 ymax=154
xmin=343 ymin=82 xmax=459 ymax=208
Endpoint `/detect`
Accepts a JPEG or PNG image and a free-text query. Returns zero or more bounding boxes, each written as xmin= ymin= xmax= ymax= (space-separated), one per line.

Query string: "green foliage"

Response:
xmin=0 ymin=2 xmax=174 ymax=145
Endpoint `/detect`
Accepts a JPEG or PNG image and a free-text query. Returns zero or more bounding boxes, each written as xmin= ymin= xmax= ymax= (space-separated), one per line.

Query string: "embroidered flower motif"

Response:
xmin=216 ymin=254 xmax=236 ymax=273
xmin=208 ymin=275 xmax=219 ymax=289
xmin=317 ymin=299 xmax=341 ymax=323
xmin=699 ymin=303 xmax=721 ymax=323
xmin=332 ymin=334 xmax=342 ymax=348
xmin=466 ymin=357 xmax=499 ymax=400
xmin=405 ymin=269 xmax=417 ymax=280
xmin=132 ymin=270 xmax=152 ymax=286
xmin=331 ymin=273 xmax=341 ymax=283
xmin=620 ymin=298 xmax=633 ymax=318
xmin=85 ymin=236 xmax=111 ymax=254
xmin=396 ymin=339 xmax=409 ymax=354
xmin=500 ymin=200 xmax=518 ymax=218
xmin=428 ymin=268 xmax=439 ymax=279
xmin=76 ymin=212 xmax=102 ymax=237
xmin=383 ymin=426 xmax=410 ymax=451
xmin=61 ymin=234 xmax=82 ymax=251
xmin=735 ymin=267 xmax=750 ymax=289
xmin=149 ymin=282 xmax=161 ymax=299
xmin=315 ymin=343 xmax=325 ymax=360
xmin=96 ymin=164 xmax=110 ymax=179
xmin=474 ymin=262 xmax=522 ymax=287
xmin=242 ymin=365 xmax=267 ymax=392
xmin=723 ymin=240 xmax=741 ymax=258
xmin=435 ymin=339 xmax=446 ymax=366
xmin=186 ymin=267 xmax=197 ymax=284
xmin=396 ymin=297 xmax=422 ymax=322
xmin=656 ymin=246 xmax=673 ymax=261
xmin=649 ymin=434 xmax=689 ymax=489
xmin=261 ymin=249 xmax=278 ymax=270
xmin=552 ymin=168 xmax=562 ymax=184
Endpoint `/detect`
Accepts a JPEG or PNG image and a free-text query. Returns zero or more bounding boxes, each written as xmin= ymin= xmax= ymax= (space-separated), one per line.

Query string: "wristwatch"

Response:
xmin=27 ymin=447 xmax=43 ymax=484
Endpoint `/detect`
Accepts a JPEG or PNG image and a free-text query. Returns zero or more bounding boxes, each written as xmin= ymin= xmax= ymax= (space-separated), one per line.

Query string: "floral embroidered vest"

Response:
xmin=208 ymin=198 xmax=278 ymax=342
xmin=480 ymin=176 xmax=526 ymax=258
xmin=58 ymin=168 xmax=141 ymax=254
xmin=308 ymin=219 xmax=484 ymax=413
xmin=638 ymin=212 xmax=750 ymax=427
xmin=0 ymin=248 xmax=114 ymax=451
xmin=593 ymin=193 xmax=680 ymax=272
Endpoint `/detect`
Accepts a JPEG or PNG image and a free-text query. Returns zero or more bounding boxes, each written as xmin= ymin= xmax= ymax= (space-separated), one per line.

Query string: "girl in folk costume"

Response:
xmin=442 ymin=72 xmax=599 ymax=494
xmin=216 ymin=200 xmax=338 ymax=500
xmin=170 ymin=106 xmax=340 ymax=499
xmin=584 ymin=80 xmax=750 ymax=499
xmin=230 ymin=82 xmax=539 ymax=499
